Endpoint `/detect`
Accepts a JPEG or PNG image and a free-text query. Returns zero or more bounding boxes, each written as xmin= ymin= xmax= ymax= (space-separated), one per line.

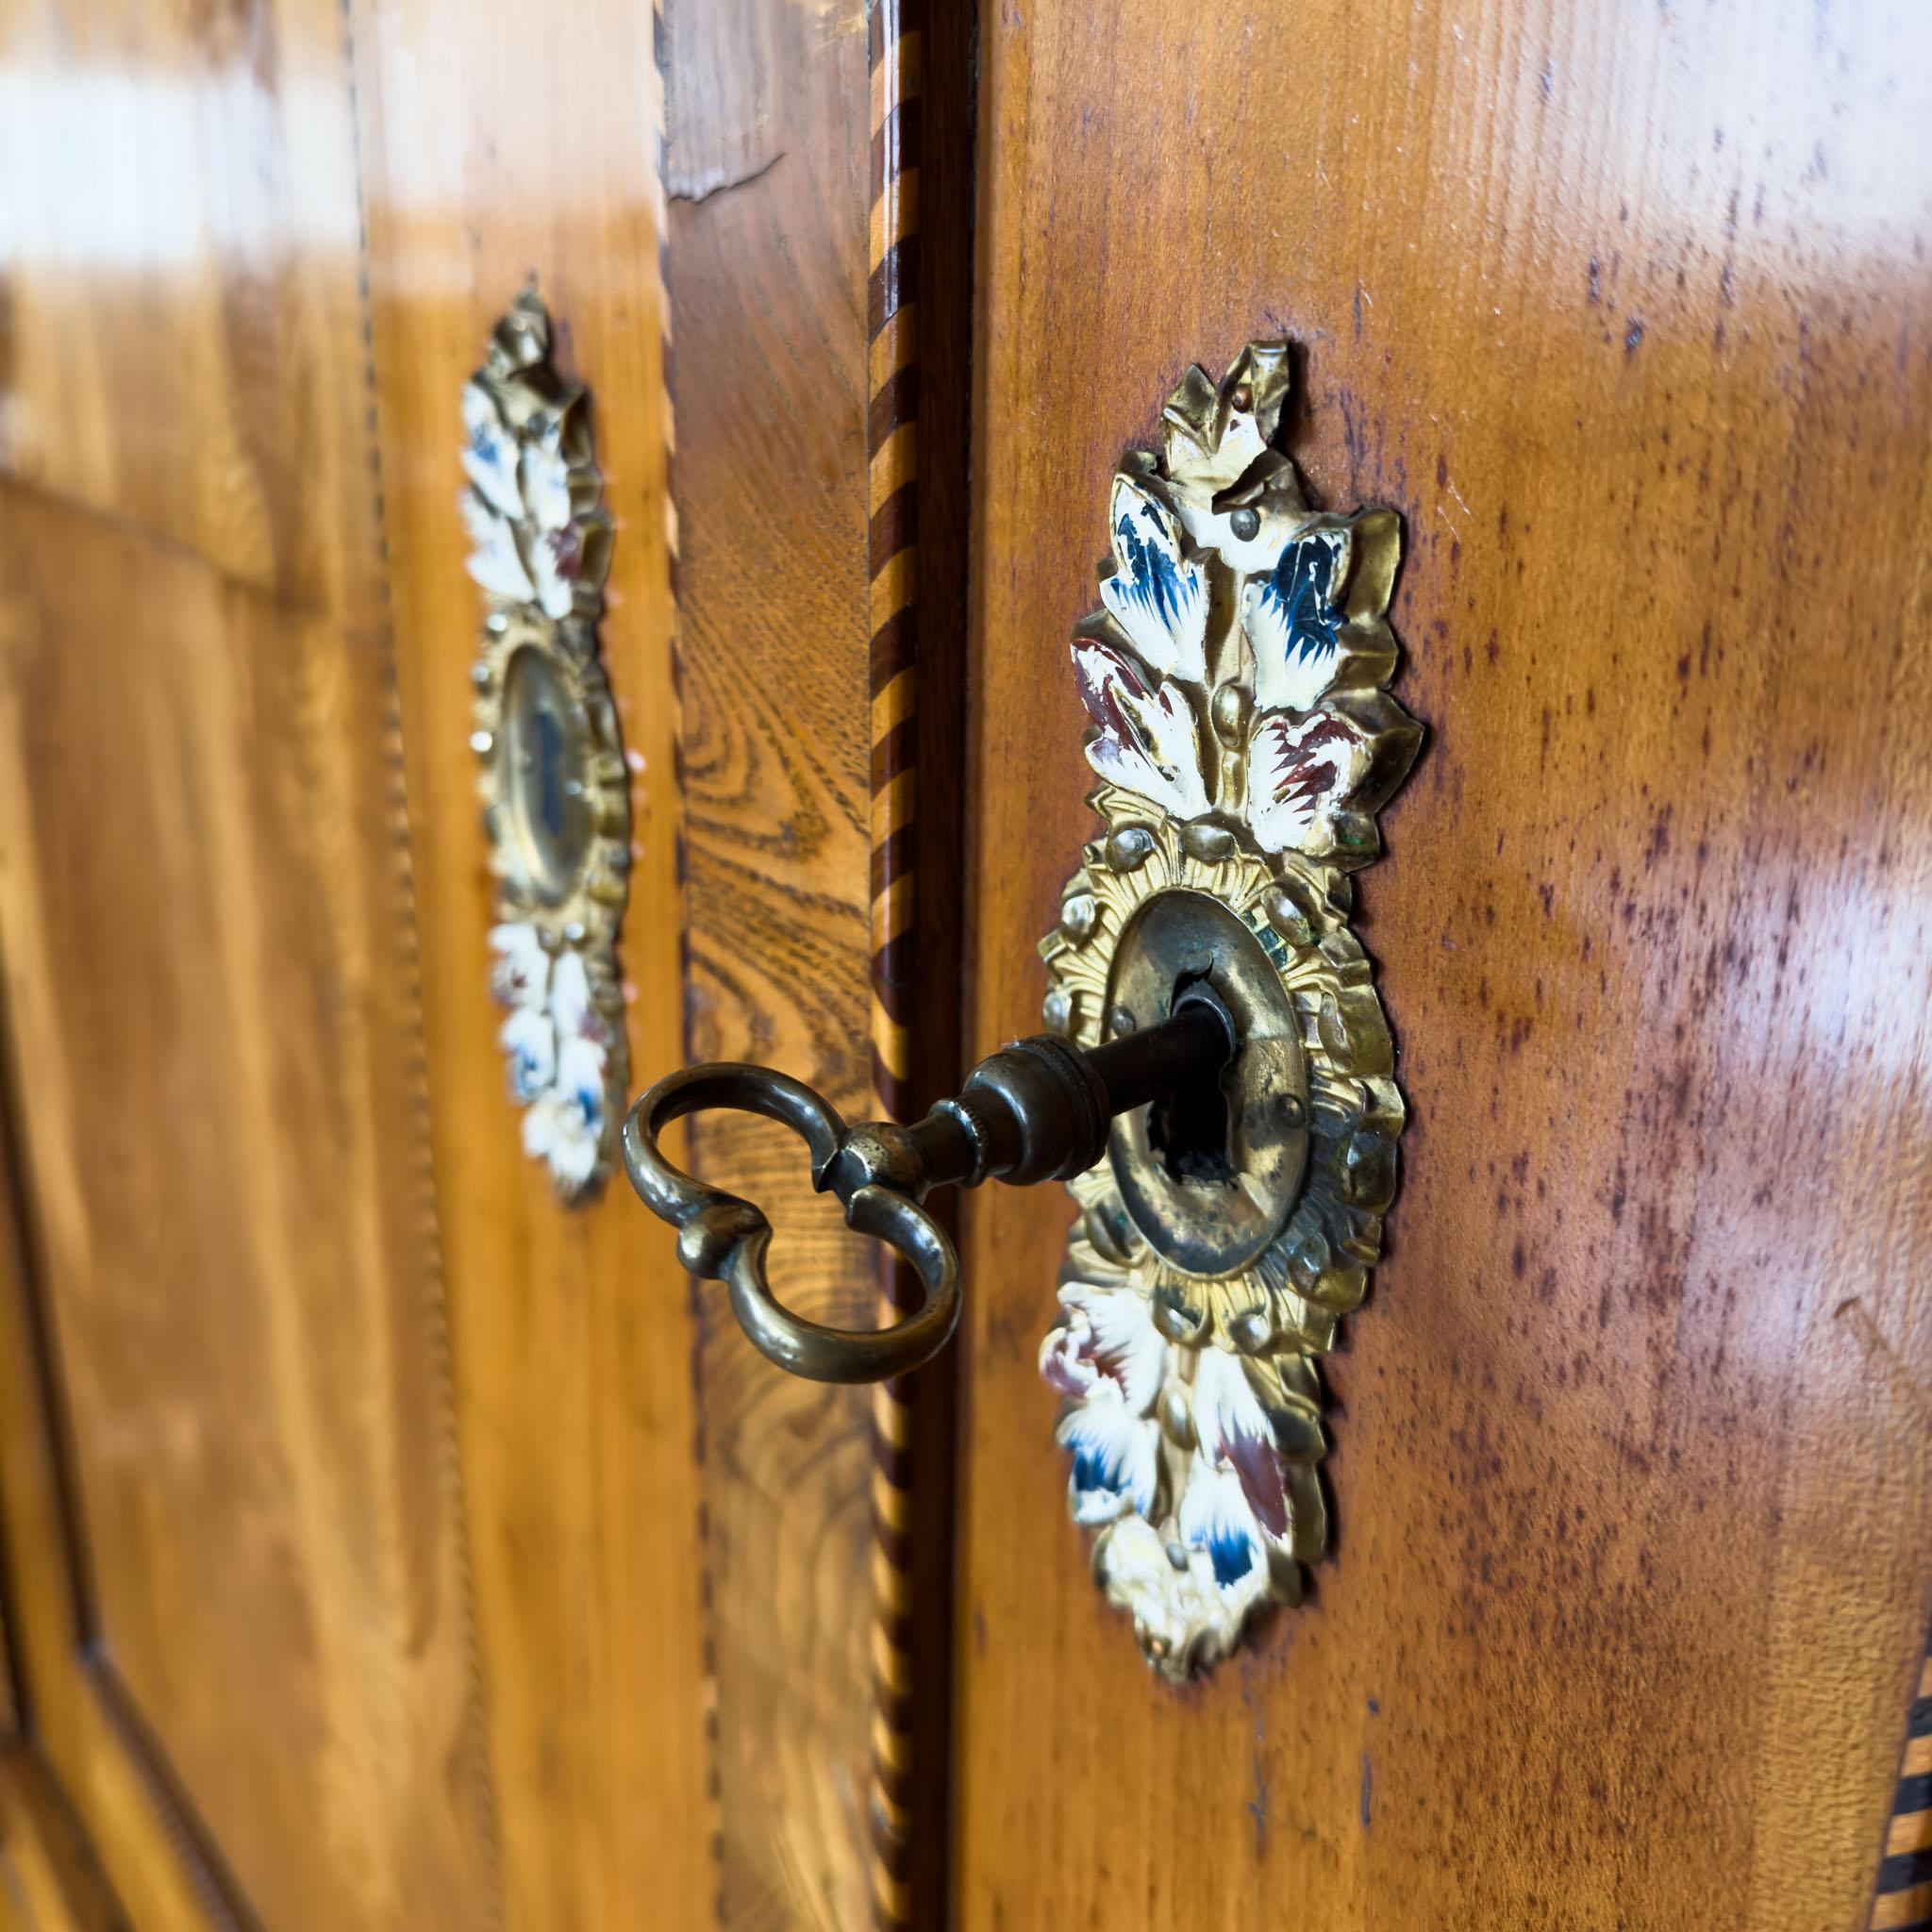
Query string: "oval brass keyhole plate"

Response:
xmin=1106 ymin=891 xmax=1307 ymax=1278
xmin=498 ymin=641 xmax=594 ymax=906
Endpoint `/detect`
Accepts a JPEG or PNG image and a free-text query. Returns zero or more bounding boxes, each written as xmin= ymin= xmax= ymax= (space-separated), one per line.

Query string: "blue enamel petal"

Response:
xmin=1114 ymin=509 xmax=1191 ymax=628
xmin=1099 ymin=480 xmax=1208 ymax=681
xmin=1206 ymin=1525 xmax=1256 ymax=1589
xmin=1073 ymin=1441 xmax=1118 ymax=1494
xmin=1243 ymin=529 xmax=1349 ymax=712
xmin=1177 ymin=1456 xmax=1269 ymax=1600
xmin=1059 ymin=1403 xmax=1158 ymax=1524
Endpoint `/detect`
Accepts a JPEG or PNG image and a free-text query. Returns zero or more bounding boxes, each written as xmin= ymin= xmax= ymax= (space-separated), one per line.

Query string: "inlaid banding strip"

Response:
xmin=867 ymin=2 xmax=924 ymax=1925
xmin=649 ymin=0 xmax=728 ymax=1913
xmin=1871 ymin=1643 xmax=1932 ymax=1931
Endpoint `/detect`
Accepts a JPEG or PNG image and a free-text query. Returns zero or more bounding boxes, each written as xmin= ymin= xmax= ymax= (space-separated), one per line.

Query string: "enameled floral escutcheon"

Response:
xmin=1037 ymin=343 xmax=1421 ymax=1680
xmin=463 ymin=290 xmax=631 ymax=1202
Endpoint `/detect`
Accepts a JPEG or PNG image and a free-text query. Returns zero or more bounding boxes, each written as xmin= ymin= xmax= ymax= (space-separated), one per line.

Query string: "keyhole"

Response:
xmin=1146 ymin=981 xmax=1237 ymax=1186
xmin=530 ymin=706 xmax=568 ymax=839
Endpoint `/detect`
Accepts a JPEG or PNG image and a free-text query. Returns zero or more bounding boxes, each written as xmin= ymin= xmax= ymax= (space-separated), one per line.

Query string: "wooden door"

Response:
xmin=5 ymin=1 xmax=1930 ymax=1928
xmin=952 ymin=4 xmax=1932 ymax=1929
xmin=0 ymin=0 xmax=917 ymax=1924
xmin=0 ymin=0 xmax=501 ymax=1923
xmin=0 ymin=0 xmax=719 ymax=1925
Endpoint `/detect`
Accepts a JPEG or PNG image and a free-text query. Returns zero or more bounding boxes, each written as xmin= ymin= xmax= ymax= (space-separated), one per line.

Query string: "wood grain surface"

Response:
xmin=661 ymin=0 xmax=882 ymax=1923
xmin=0 ymin=0 xmax=383 ymax=636
xmin=0 ymin=0 xmax=494 ymax=1924
xmin=955 ymin=4 xmax=1932 ymax=1928
xmin=0 ymin=1082 xmax=203 ymax=1928
xmin=347 ymin=0 xmax=714 ymax=1924
xmin=0 ymin=1747 xmax=125 ymax=1932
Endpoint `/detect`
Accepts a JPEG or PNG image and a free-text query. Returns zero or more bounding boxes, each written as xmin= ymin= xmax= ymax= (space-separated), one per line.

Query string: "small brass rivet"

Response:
xmin=1109 ymin=1004 xmax=1137 ymax=1037
xmin=1160 ymin=1384 xmax=1195 ymax=1448
xmin=1042 ymin=987 xmax=1074 ymax=1034
xmin=1153 ymin=1296 xmax=1197 ymax=1341
xmin=1263 ymin=888 xmax=1314 ymax=947
xmin=1164 ymin=1541 xmax=1191 ymax=1573
xmin=1230 ymin=1307 xmax=1274 ymax=1354
xmin=1229 ymin=383 xmax=1253 ymax=412
xmin=1208 ymin=681 xmax=1250 ymax=746
xmin=1107 ymin=825 xmax=1157 ymax=872
xmin=470 ymin=730 xmax=495 ymax=756
xmin=1059 ymin=891 xmax=1098 ymax=940
xmin=1181 ymin=820 xmax=1237 ymax=864
xmin=1228 ymin=506 xmax=1260 ymax=541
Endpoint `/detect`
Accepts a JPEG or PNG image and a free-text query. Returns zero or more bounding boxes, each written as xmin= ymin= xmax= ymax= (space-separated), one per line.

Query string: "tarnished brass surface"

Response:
xmin=621 ymin=1005 xmax=1236 ymax=1383
xmin=495 ymin=637 xmax=594 ymax=906
xmin=1104 ymin=891 xmax=1306 ymax=1279
xmin=462 ymin=290 xmax=631 ymax=1202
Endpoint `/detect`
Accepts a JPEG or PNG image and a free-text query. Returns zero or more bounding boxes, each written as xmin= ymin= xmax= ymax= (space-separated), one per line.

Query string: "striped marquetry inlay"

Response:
xmin=1873 ymin=1642 xmax=1932 ymax=1932
xmin=866 ymin=0 xmax=925 ymax=1926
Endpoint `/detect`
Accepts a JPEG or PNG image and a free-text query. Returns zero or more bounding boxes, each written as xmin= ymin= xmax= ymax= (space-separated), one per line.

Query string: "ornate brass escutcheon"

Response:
xmin=463 ymin=291 xmax=631 ymax=1203
xmin=624 ymin=341 xmax=1421 ymax=1674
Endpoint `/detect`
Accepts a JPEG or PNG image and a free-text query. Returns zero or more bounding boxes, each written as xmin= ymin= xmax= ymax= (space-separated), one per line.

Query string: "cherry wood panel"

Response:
xmin=0 ymin=1748 xmax=125 ymax=1932
xmin=0 ymin=1087 xmax=201 ymax=1929
xmin=0 ymin=0 xmax=382 ymax=631
xmin=0 ymin=1563 xmax=15 ymax=1741
xmin=0 ymin=483 xmax=495 ymax=1928
xmin=347 ymin=0 xmax=713 ymax=1923
xmin=661 ymin=1 xmax=880 ymax=1923
xmin=956 ymin=4 xmax=1932 ymax=1928
xmin=0 ymin=0 xmax=498 ymax=1921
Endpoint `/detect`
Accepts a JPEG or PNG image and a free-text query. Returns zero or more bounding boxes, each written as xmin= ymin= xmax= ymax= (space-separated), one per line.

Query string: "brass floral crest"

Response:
xmin=1037 ymin=343 xmax=1420 ymax=1678
xmin=462 ymin=291 xmax=631 ymax=1202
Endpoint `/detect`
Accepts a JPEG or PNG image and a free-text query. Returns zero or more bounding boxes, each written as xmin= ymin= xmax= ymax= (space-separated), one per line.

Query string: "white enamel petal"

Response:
xmin=460 ymin=381 xmax=524 ymax=520
xmin=1057 ymin=1400 xmax=1160 ymax=1525
xmin=1038 ymin=1321 xmax=1100 ymax=1401
xmin=1243 ymin=527 xmax=1351 ymax=713
xmin=527 ymin=520 xmax=586 ymax=621
xmin=556 ymin=1034 xmax=608 ymax=1114
xmin=488 ymin=922 xmax=550 ymax=1008
xmin=1245 ymin=709 xmax=1371 ymax=856
xmin=1070 ymin=640 xmax=1210 ymax=820
xmin=1059 ymin=1283 xmax=1167 ymax=1414
xmin=1191 ymin=1346 xmax=1290 ymax=1544
xmin=519 ymin=437 xmax=575 ymax=533
xmin=550 ymin=948 xmax=593 ymax=1037
xmin=1098 ymin=476 xmax=1208 ymax=682
xmin=522 ymin=1034 xmax=608 ymax=1188
xmin=519 ymin=1096 xmax=557 ymax=1160
xmin=1093 ymin=1516 xmax=1237 ymax=1677
xmin=498 ymin=1006 xmax=557 ymax=1103
xmin=1093 ymin=1514 xmax=1173 ymax=1597
xmin=461 ymin=488 xmax=535 ymax=602
xmin=542 ymin=1119 xmax=602 ymax=1189
xmin=1176 ymin=1453 xmax=1271 ymax=1603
